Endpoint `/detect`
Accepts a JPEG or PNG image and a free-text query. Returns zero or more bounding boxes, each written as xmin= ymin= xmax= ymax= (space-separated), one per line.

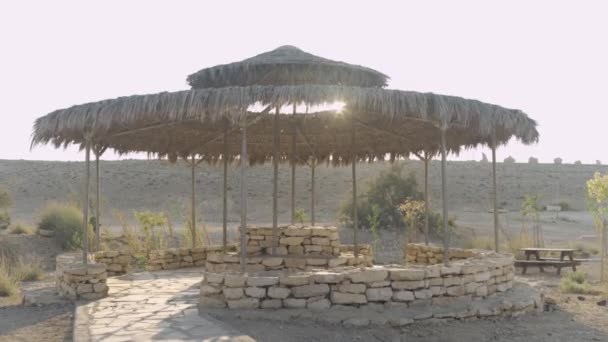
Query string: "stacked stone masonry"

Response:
xmin=92 ymin=248 xmax=132 ymax=276
xmin=243 ymin=225 xmax=372 ymax=257
xmin=405 ymin=243 xmax=476 ymax=265
xmin=199 ymin=251 xmax=517 ymax=312
xmin=56 ymin=253 xmax=108 ymax=300
xmin=147 ymin=245 xmax=237 ymax=271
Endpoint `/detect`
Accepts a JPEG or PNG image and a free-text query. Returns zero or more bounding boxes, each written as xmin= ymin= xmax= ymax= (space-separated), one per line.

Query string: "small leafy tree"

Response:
xmin=134 ymin=211 xmax=168 ymax=254
xmin=367 ymin=204 xmax=381 ymax=253
xmin=0 ymin=188 xmax=12 ymax=230
xmin=294 ymin=209 xmax=308 ymax=225
xmin=586 ymin=172 xmax=608 ymax=282
xmin=521 ymin=194 xmax=543 ymax=247
xmin=554 ymin=157 xmax=563 ymax=165
xmin=399 ymin=198 xmax=425 ymax=243
xmin=528 ymin=157 xmax=539 ymax=164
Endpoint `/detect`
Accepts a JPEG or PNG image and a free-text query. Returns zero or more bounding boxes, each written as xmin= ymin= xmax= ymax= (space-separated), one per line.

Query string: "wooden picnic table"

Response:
xmin=516 ymin=248 xmax=580 ymax=275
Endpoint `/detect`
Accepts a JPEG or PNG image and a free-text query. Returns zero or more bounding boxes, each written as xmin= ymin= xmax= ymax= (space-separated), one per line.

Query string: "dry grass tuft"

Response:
xmin=9 ymin=222 xmax=33 ymax=235
xmin=560 ymin=271 xmax=592 ymax=294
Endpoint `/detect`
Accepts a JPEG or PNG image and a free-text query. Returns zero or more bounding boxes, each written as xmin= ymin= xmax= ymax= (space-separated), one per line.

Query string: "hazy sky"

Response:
xmin=1 ymin=1 xmax=606 ymax=163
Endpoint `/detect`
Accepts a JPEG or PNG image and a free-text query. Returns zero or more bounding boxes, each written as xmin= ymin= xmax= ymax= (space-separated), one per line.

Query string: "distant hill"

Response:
xmin=1 ymin=159 xmax=605 ymax=226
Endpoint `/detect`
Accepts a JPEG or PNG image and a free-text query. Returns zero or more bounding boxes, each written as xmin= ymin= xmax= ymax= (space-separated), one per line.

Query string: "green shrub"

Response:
xmin=10 ymin=223 xmax=33 ymax=235
xmin=340 ymin=163 xmax=451 ymax=238
xmin=294 ymin=209 xmax=308 ymax=225
xmin=560 ymin=271 xmax=592 ymax=294
xmin=0 ymin=255 xmax=18 ymax=297
xmin=14 ymin=256 xmax=43 ymax=282
xmin=0 ymin=211 xmax=9 ymax=230
xmin=340 ymin=163 xmax=421 ymax=230
xmin=38 ymin=203 xmax=84 ymax=250
xmin=134 ymin=210 xmax=168 ymax=253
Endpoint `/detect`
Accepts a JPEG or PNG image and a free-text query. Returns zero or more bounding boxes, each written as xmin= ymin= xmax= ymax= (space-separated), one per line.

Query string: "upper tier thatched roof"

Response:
xmin=187 ymin=46 xmax=389 ymax=88
xmin=32 ymin=85 xmax=538 ymax=165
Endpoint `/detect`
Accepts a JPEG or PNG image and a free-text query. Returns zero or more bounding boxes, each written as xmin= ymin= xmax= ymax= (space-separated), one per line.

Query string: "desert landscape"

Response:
xmin=2 ymin=2 xmax=607 ymax=340
xmin=1 ymin=159 xmax=607 ymax=341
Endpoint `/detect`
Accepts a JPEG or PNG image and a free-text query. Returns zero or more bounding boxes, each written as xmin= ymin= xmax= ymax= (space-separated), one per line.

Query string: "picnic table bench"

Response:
xmin=515 ymin=248 xmax=580 ymax=275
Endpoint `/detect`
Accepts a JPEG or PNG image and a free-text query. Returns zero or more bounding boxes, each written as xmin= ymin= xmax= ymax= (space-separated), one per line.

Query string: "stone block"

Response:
xmin=80 ymin=292 xmax=105 ymax=300
xmin=311 ymin=228 xmax=332 ymax=237
xmin=474 ymin=272 xmax=491 ymax=282
xmin=414 ymin=289 xmax=432 ymax=299
xmin=292 ymin=284 xmax=330 ymax=298
xmin=392 ymin=290 xmax=415 ymax=302
xmin=311 ymin=237 xmax=330 ymax=246
xmin=284 ymin=298 xmax=307 ymax=308
xmin=441 ymin=265 xmax=462 ymax=276
xmin=443 ymin=276 xmax=463 ymax=287
xmin=389 ymin=269 xmax=426 ymax=281
xmin=284 ymin=258 xmax=307 ymax=269
xmin=366 ymin=287 xmax=393 ymax=301
xmin=368 ymin=281 xmax=391 ymax=288
xmin=391 ymin=280 xmax=425 ymax=290
xmin=308 ymin=298 xmax=331 ymax=310
xmin=247 ymin=276 xmax=279 ymax=287
xmin=312 ymin=272 xmax=344 ymax=284
xmin=245 ymin=287 xmax=266 ymax=298
xmin=223 ymin=287 xmax=244 ymax=300
xmin=225 ymin=274 xmax=247 ymax=288
xmin=475 ymin=285 xmax=488 ymax=297
xmin=76 ymin=284 xmax=93 ymax=294
xmin=347 ymin=269 xmax=388 ymax=283
xmin=446 ymin=285 xmax=465 ymax=296
xmin=306 ymin=258 xmax=328 ymax=266
xmin=261 ymin=299 xmax=283 ymax=309
xmin=199 ymin=294 xmax=227 ymax=308
xmin=205 ymin=273 xmax=224 ymax=284
xmin=429 ymin=277 xmax=443 ymax=286
xmin=262 ymin=257 xmax=283 ymax=267
xmin=93 ymin=283 xmax=108 ymax=293
xmin=284 ymin=227 xmax=311 ymax=237
xmin=280 ymin=275 xmax=310 ymax=286
xmin=280 ymin=237 xmax=305 ymax=246
xmin=228 ymin=298 xmax=259 ymax=309
xmin=338 ymin=283 xmax=366 ymax=294
xmin=267 ymin=287 xmax=291 ymax=299
xmin=287 ymin=246 xmax=304 ymax=254
xmin=330 ymin=292 xmax=367 ymax=304
xmin=201 ymin=284 xmax=223 ymax=296
xmin=304 ymin=245 xmax=323 ymax=253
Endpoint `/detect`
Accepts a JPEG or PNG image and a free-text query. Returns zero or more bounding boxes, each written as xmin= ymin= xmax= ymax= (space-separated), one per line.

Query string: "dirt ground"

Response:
xmin=0 ymin=303 xmax=73 ymax=342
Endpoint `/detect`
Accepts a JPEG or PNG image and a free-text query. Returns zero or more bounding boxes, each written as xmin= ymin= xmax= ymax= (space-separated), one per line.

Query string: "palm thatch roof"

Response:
xmin=32 ymin=84 xmax=538 ymax=165
xmin=187 ymin=46 xmax=389 ymax=88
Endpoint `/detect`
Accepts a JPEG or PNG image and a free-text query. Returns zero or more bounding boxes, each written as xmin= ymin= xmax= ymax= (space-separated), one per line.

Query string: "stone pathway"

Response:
xmin=76 ymin=268 xmax=253 ymax=341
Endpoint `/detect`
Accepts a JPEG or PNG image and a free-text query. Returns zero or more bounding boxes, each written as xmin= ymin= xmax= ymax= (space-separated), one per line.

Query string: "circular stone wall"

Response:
xmin=199 ymin=249 xmax=518 ymax=312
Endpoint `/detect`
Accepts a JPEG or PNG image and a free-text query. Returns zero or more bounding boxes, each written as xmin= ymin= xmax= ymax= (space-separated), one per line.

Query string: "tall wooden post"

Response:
xmin=190 ymin=154 xmax=196 ymax=248
xmin=291 ymin=105 xmax=296 ymax=225
xmin=440 ymin=127 xmax=449 ymax=266
xmin=240 ymin=116 xmax=248 ymax=272
xmin=272 ymin=106 xmax=279 ymax=255
xmin=424 ymin=154 xmax=430 ymax=245
xmin=492 ymin=140 xmax=499 ymax=252
xmin=83 ymin=140 xmax=91 ymax=264
xmin=311 ymin=159 xmax=316 ymax=226
xmin=222 ymin=123 xmax=228 ymax=250
xmin=351 ymin=116 xmax=358 ymax=257
xmin=94 ymin=149 xmax=101 ymax=252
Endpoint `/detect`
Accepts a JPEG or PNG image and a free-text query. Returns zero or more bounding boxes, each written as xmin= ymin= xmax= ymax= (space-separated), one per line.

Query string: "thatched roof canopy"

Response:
xmin=187 ymin=46 xmax=389 ymax=88
xmin=32 ymin=85 xmax=538 ymax=165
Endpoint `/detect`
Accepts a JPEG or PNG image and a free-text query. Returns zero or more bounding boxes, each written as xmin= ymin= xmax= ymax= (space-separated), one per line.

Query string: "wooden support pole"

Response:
xmin=240 ymin=116 xmax=248 ymax=273
xmin=492 ymin=140 xmax=499 ymax=252
xmin=94 ymin=150 xmax=100 ymax=252
xmin=291 ymin=104 xmax=296 ymax=225
xmin=191 ymin=154 xmax=196 ymax=248
xmin=440 ymin=127 xmax=449 ymax=266
xmin=83 ymin=140 xmax=91 ymax=264
xmin=424 ymin=154 xmax=430 ymax=245
xmin=351 ymin=116 xmax=358 ymax=257
xmin=223 ymin=123 xmax=228 ymax=250
xmin=272 ymin=106 xmax=279 ymax=255
xmin=311 ymin=159 xmax=316 ymax=226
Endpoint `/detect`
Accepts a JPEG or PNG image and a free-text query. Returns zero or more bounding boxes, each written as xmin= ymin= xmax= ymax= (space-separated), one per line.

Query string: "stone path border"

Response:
xmin=74 ymin=268 xmax=253 ymax=341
